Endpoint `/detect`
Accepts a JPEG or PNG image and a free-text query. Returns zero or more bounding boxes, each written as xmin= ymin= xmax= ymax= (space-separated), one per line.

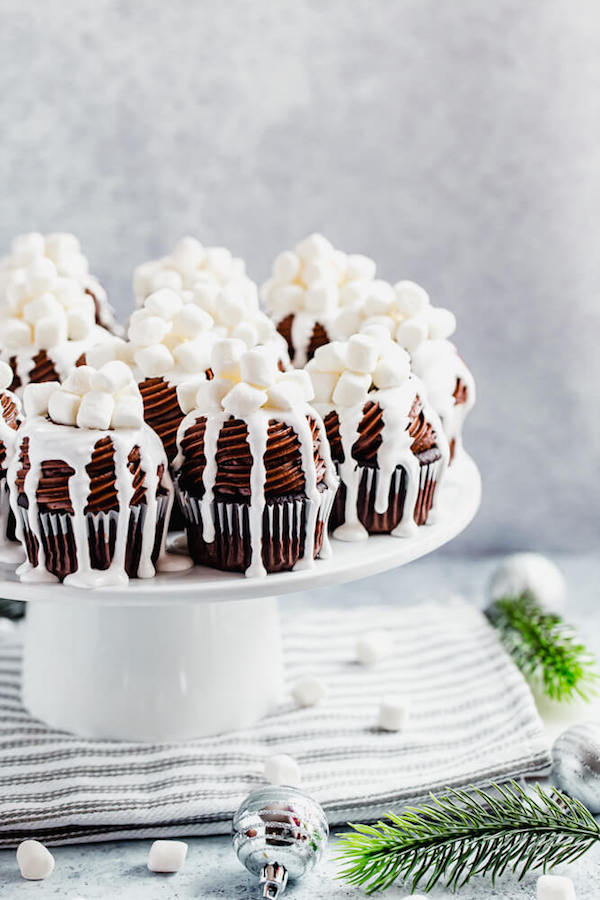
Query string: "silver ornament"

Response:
xmin=232 ymin=785 xmax=329 ymax=898
xmin=552 ymin=722 xmax=600 ymax=814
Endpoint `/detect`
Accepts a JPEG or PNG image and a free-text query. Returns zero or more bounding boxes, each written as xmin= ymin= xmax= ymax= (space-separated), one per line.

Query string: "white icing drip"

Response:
xmin=7 ymin=418 xmax=172 ymax=587
xmin=245 ymin=414 xmax=268 ymax=578
xmin=0 ymin=388 xmax=23 ymax=562
xmin=411 ymin=339 xmax=475 ymax=458
xmin=334 ymin=403 xmax=368 ymax=542
xmin=288 ymin=312 xmax=323 ymax=370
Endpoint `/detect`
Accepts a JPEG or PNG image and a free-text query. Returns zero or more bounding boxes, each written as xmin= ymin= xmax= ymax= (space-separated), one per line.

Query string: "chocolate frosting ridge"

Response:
xmin=276 ymin=314 xmax=330 ymax=364
xmin=139 ymin=377 xmax=184 ymax=463
xmin=0 ymin=392 xmax=20 ymax=471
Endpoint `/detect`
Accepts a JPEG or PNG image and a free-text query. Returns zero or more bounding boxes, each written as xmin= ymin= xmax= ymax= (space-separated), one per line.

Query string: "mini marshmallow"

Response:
xmin=171 ymin=235 xmax=205 ymax=269
xmin=0 ymin=360 xmax=13 ymax=391
xmin=305 ymin=281 xmax=337 ymax=315
xmin=77 ymin=390 xmax=114 ymax=430
xmin=172 ymin=304 xmax=213 ymax=337
xmin=4 ymin=319 xmax=32 ymax=350
xmin=312 ymin=341 xmax=348 ymax=373
xmin=177 ymin=377 xmax=209 ymax=415
xmin=111 ymin=394 xmax=145 ymax=429
xmin=34 ymin=314 xmax=68 ymax=348
xmin=266 ymin=380 xmax=305 ymax=411
xmin=85 ymin=337 xmax=127 ymax=369
xmin=377 ymin=695 xmax=410 ymax=732
xmin=372 ymin=346 xmax=411 ymax=389
xmin=145 ymin=288 xmax=183 ymax=320
xmin=303 ymin=260 xmax=338 ymax=286
xmin=488 ymin=553 xmax=567 ymax=614
xmin=339 ymin=280 xmax=369 ymax=308
xmin=346 ymin=333 xmax=379 ymax=374
xmin=23 ymin=293 xmax=63 ymax=323
xmin=11 ymin=232 xmax=45 ymax=263
xmin=195 ymin=377 xmax=230 ymax=413
xmin=147 ymin=839 xmax=188 ymax=874
xmin=25 ymin=257 xmax=58 ymax=293
xmin=333 ymin=306 xmax=363 ymax=338
xmin=281 ymin=369 xmax=314 ymax=402
xmin=427 ymin=306 xmax=456 ymax=340
xmin=173 ymin=339 xmax=212 ymax=374
xmin=222 ymin=382 xmax=267 ymax=417
xmin=536 ymin=874 xmax=576 ymax=900
xmin=395 ymin=316 xmax=429 ymax=352
xmin=129 ymin=313 xmax=170 ymax=347
xmin=23 ymin=381 xmax=60 ymax=417
xmin=45 ymin=231 xmax=80 ymax=263
xmin=394 ymin=281 xmax=430 ymax=316
xmin=211 ymin=338 xmax=246 ymax=378
xmin=192 ymin=283 xmax=221 ymax=314
xmin=204 ymin=246 xmax=233 ymax=277
xmin=309 ymin=370 xmax=338 ymax=403
xmin=346 ymin=253 xmax=377 ymax=281
xmin=273 ymin=250 xmax=301 ymax=281
xmin=16 ymin=839 xmax=55 ymax=880
xmin=218 ymin=291 xmax=247 ymax=327
xmin=268 ymin=283 xmax=305 ymax=315
xmin=232 ymin=320 xmax=259 ymax=347
xmin=134 ymin=344 xmax=175 ymax=378
xmin=356 ymin=629 xmax=394 ymax=665
xmin=296 ymin=233 xmax=334 ymax=262
xmin=332 ymin=370 xmax=371 ymax=408
xmin=67 ymin=306 xmax=95 ymax=341
xmin=240 ymin=347 xmax=278 ymax=388
xmin=151 ymin=267 xmax=184 ymax=293
xmin=90 ymin=360 xmax=134 ymax=394
xmin=48 ymin=390 xmax=80 ymax=426
xmin=263 ymin=753 xmax=301 ymax=787
xmin=291 ymin=675 xmax=326 ymax=708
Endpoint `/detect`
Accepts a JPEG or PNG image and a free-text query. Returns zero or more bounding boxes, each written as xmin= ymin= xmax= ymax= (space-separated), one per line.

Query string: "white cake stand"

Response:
xmin=0 ymin=452 xmax=481 ymax=742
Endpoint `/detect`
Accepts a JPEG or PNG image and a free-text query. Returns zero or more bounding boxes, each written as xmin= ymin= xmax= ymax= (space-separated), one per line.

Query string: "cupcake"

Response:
xmin=88 ymin=287 xmax=288 ymax=464
xmin=173 ymin=340 xmax=338 ymax=577
xmin=306 ymin=333 xmax=449 ymax=541
xmin=133 ymin=236 xmax=257 ymax=309
xmin=0 ymin=231 xmax=119 ymax=335
xmin=261 ymin=233 xmax=384 ymax=367
xmin=331 ymin=279 xmax=475 ymax=460
xmin=8 ymin=362 xmax=173 ymax=587
xmin=0 ymin=361 xmax=23 ymax=563
xmin=0 ymin=257 xmax=113 ymax=393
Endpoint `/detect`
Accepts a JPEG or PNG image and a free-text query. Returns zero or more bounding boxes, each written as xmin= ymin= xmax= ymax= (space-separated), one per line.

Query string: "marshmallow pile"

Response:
xmin=177 ymin=339 xmax=314 ymax=418
xmin=0 ymin=256 xmax=96 ymax=352
xmin=333 ymin=280 xmax=456 ymax=352
xmin=134 ymin=236 xmax=257 ymax=307
xmin=0 ymin=232 xmax=92 ymax=284
xmin=23 ymin=361 xmax=144 ymax=431
xmin=306 ymin=334 xmax=411 ymax=412
xmin=125 ymin=287 xmax=279 ymax=380
xmin=261 ymin=233 xmax=381 ymax=322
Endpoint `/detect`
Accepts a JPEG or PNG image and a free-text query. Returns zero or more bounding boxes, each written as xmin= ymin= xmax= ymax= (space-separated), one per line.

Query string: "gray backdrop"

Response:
xmin=0 ymin=0 xmax=598 ymax=553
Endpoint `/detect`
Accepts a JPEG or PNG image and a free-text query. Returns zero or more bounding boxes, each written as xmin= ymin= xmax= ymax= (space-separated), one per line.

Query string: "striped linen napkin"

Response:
xmin=0 ymin=597 xmax=550 ymax=846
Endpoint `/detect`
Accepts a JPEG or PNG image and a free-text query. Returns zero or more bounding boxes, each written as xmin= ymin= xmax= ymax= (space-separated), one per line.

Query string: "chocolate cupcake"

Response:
xmin=0 ymin=361 xmax=23 ymax=563
xmin=0 ymin=256 xmax=114 ymax=394
xmin=332 ymin=279 xmax=475 ymax=461
xmin=0 ymin=231 xmax=119 ymax=335
xmin=173 ymin=340 xmax=338 ymax=576
xmin=90 ymin=287 xmax=289 ymax=466
xmin=306 ymin=333 xmax=450 ymax=541
xmin=261 ymin=233 xmax=386 ymax=367
xmin=8 ymin=362 xmax=174 ymax=587
xmin=133 ymin=236 xmax=257 ymax=309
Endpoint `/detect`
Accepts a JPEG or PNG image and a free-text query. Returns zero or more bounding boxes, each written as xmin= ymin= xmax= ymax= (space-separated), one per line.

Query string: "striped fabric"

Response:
xmin=0 ymin=598 xmax=550 ymax=846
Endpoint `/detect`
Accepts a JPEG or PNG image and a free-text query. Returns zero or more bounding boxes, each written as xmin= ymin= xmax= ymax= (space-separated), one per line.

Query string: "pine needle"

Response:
xmin=336 ymin=781 xmax=600 ymax=893
xmin=486 ymin=593 xmax=599 ymax=702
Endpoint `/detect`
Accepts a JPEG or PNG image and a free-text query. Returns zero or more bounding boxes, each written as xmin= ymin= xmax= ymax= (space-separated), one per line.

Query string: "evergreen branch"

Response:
xmin=486 ymin=593 xmax=599 ymax=702
xmin=336 ymin=781 xmax=600 ymax=893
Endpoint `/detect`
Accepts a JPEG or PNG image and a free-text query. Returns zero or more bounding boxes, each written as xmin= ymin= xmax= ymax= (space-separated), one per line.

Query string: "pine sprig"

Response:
xmin=486 ymin=594 xmax=599 ymax=702
xmin=337 ymin=781 xmax=600 ymax=893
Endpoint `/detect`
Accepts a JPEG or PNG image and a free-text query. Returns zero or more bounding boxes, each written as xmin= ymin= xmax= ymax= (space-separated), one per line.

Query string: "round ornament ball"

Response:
xmin=488 ymin=553 xmax=566 ymax=614
xmin=552 ymin=722 xmax=600 ymax=814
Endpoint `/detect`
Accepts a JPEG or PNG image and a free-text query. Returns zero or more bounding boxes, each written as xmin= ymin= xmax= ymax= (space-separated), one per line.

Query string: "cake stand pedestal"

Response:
xmin=0 ymin=452 xmax=480 ymax=742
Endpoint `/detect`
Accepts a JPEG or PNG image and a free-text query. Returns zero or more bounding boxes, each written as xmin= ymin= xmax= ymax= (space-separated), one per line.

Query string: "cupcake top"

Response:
xmin=306 ymin=334 xmax=449 ymax=540
xmin=261 ymin=233 xmax=383 ymax=366
xmin=332 ymin=279 xmax=456 ymax=353
xmin=175 ymin=340 xmax=338 ymax=578
xmin=134 ymin=236 xmax=257 ymax=309
xmin=88 ymin=287 xmax=285 ymax=384
xmin=0 ymin=231 xmax=118 ymax=334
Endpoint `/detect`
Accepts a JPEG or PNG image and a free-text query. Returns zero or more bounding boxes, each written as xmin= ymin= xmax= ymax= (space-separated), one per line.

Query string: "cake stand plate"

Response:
xmin=0 ymin=452 xmax=481 ymax=742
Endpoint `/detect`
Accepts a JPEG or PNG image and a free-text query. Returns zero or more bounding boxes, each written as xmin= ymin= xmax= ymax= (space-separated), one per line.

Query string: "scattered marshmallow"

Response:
xmin=488 ymin=553 xmax=567 ymax=614
xmin=147 ymin=839 xmax=188 ymax=874
xmin=377 ymin=695 xmax=410 ymax=732
xmin=16 ymin=839 xmax=55 ymax=880
xmin=537 ymin=874 xmax=576 ymax=900
xmin=291 ymin=675 xmax=327 ymax=708
xmin=355 ymin=629 xmax=394 ymax=665
xmin=23 ymin=382 xmax=60 ymax=418
xmin=264 ymin=753 xmax=301 ymax=787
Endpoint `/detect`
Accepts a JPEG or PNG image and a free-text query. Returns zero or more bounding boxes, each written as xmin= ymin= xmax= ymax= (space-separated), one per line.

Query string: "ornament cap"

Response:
xmin=260 ymin=861 xmax=289 ymax=898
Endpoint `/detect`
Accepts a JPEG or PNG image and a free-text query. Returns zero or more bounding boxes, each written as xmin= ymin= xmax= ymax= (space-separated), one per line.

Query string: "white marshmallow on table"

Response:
xmin=377 ymin=695 xmax=410 ymax=732
xmin=48 ymin=389 xmax=80 ymax=426
xmin=23 ymin=381 xmax=60 ymax=417
xmin=264 ymin=753 xmax=301 ymax=787
xmin=134 ymin=344 xmax=175 ymax=378
xmin=356 ymin=629 xmax=394 ymax=665
xmin=77 ymin=390 xmax=114 ymax=430
xmin=222 ymin=382 xmax=267 ymax=417
xmin=394 ymin=280 xmax=430 ymax=316
xmin=332 ymin=371 xmax=371 ymax=408
xmin=395 ymin=316 xmax=429 ymax=352
xmin=0 ymin=360 xmax=13 ymax=391
xmin=291 ymin=675 xmax=326 ymax=708
xmin=145 ymin=288 xmax=183 ymax=320
xmin=537 ymin=874 xmax=576 ymax=900
xmin=346 ymin=333 xmax=379 ymax=374
xmin=488 ymin=553 xmax=567 ymax=614
xmin=147 ymin=839 xmax=188 ymax=873
xmin=16 ymin=839 xmax=55 ymax=880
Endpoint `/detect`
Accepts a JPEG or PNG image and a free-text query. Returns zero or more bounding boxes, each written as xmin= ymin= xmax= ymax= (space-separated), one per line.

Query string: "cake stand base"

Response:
xmin=22 ymin=595 xmax=284 ymax=742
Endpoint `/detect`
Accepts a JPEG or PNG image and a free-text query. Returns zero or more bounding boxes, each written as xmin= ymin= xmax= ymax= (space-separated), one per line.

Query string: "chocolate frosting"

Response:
xmin=0 ymin=392 xmax=20 ymax=471
xmin=177 ymin=415 xmax=327 ymax=502
xmin=276 ymin=314 xmax=330 ymax=364
xmin=453 ymin=376 xmax=469 ymax=405
xmin=324 ymin=396 xmax=438 ymax=466
xmin=139 ymin=378 xmax=184 ymax=463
